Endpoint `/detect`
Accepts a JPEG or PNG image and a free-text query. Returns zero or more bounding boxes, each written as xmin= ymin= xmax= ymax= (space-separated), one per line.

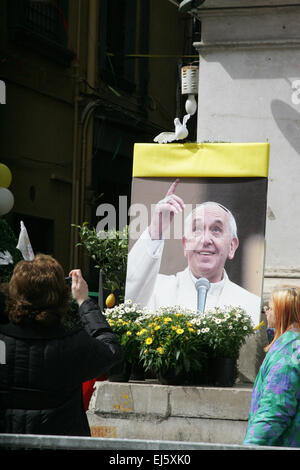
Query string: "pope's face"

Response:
xmin=182 ymin=204 xmax=239 ymax=283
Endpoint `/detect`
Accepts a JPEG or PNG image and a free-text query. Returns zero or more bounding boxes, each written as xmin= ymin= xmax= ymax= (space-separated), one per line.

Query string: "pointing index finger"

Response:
xmin=166 ymin=178 xmax=180 ymax=197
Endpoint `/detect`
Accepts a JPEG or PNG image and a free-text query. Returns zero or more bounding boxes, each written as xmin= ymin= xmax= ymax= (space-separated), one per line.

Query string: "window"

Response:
xmin=24 ymin=0 xmax=68 ymax=45
xmin=8 ymin=0 xmax=74 ymax=66
xmin=99 ymin=0 xmax=138 ymax=92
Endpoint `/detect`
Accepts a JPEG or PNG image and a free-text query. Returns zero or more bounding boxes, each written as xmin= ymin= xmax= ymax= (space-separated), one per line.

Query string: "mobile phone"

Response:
xmin=65 ymin=276 xmax=72 ymax=285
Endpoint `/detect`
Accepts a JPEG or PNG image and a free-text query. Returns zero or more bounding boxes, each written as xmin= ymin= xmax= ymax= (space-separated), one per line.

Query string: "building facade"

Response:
xmin=182 ymin=0 xmax=300 ymax=300
xmin=0 ymin=0 xmax=196 ymax=287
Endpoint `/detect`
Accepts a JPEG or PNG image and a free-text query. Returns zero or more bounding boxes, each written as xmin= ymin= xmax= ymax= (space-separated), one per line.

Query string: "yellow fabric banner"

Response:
xmin=132 ymin=143 xmax=269 ymax=178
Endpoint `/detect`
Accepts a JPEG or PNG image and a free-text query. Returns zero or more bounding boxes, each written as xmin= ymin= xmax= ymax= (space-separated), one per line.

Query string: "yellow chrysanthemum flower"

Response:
xmin=145 ymin=337 xmax=153 ymax=345
xmin=176 ymin=328 xmax=184 ymax=335
xmin=126 ymin=331 xmax=132 ymax=336
xmin=154 ymin=325 xmax=160 ymax=330
xmin=164 ymin=317 xmax=172 ymax=323
xmin=157 ymin=347 xmax=164 ymax=355
xmin=136 ymin=328 xmax=147 ymax=336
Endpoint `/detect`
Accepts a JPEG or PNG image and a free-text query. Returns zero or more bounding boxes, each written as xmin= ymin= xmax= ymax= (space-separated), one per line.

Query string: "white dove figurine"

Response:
xmin=154 ymin=114 xmax=191 ymax=144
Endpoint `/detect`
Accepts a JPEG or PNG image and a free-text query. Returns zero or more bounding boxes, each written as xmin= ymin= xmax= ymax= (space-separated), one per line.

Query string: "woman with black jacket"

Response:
xmin=0 ymin=254 xmax=123 ymax=436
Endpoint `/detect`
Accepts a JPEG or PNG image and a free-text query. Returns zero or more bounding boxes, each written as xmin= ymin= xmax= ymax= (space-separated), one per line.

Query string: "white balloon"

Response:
xmin=0 ymin=187 xmax=14 ymax=215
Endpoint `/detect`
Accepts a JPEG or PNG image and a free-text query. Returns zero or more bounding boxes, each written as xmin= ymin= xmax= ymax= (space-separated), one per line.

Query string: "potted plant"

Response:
xmin=191 ymin=306 xmax=254 ymax=386
xmin=136 ymin=306 xmax=206 ymax=385
xmin=136 ymin=305 xmax=254 ymax=387
xmin=104 ymin=300 xmax=148 ymax=381
xmin=73 ymin=223 xmax=128 ymax=305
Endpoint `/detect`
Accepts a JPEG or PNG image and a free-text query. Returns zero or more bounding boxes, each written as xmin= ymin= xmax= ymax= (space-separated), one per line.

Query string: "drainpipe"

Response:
xmin=70 ymin=0 xmax=81 ymax=268
xmin=72 ymin=0 xmax=99 ymax=269
xmin=79 ymin=0 xmax=99 ymax=225
xmin=79 ymin=99 xmax=101 ymax=225
xmin=84 ymin=0 xmax=99 ymax=204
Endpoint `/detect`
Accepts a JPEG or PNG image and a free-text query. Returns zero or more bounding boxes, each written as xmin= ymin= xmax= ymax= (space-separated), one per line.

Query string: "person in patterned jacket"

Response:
xmin=243 ymin=286 xmax=300 ymax=447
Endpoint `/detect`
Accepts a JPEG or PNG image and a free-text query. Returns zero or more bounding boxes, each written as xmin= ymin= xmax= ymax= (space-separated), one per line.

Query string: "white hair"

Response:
xmin=184 ymin=202 xmax=238 ymax=240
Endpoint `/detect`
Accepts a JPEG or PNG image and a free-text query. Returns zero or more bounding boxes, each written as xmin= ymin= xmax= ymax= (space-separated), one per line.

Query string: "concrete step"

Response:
xmin=87 ymin=380 xmax=253 ymax=445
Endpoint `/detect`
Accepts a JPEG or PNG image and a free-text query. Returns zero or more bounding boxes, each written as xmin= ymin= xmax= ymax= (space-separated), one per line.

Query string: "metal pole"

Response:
xmin=98 ymin=269 xmax=104 ymax=310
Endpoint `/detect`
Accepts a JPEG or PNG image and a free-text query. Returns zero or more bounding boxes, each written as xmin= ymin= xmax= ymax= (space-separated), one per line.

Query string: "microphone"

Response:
xmin=195 ymin=277 xmax=210 ymax=313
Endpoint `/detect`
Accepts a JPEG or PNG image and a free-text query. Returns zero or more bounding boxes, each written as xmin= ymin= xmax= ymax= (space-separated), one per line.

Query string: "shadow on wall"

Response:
xmin=271 ymin=99 xmax=300 ymax=156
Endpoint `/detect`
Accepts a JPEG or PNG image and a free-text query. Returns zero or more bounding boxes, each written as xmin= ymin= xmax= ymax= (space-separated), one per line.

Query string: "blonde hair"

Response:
xmin=265 ymin=285 xmax=300 ymax=352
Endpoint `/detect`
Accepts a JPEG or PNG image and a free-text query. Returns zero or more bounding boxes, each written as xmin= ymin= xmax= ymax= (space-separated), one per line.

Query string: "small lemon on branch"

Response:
xmin=106 ymin=293 xmax=116 ymax=308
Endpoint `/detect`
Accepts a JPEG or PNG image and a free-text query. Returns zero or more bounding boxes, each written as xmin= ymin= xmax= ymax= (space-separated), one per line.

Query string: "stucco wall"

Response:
xmin=193 ymin=2 xmax=300 ymax=296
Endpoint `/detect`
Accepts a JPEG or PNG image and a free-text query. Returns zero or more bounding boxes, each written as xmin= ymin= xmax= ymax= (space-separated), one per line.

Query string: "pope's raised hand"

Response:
xmin=149 ymin=178 xmax=185 ymax=240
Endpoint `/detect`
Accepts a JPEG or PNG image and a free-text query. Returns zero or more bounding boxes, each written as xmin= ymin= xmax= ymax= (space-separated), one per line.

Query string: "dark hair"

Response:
xmin=7 ymin=254 xmax=70 ymax=326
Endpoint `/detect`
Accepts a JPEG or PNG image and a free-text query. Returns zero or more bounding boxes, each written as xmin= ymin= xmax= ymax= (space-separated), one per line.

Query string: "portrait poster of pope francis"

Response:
xmin=125 ymin=143 xmax=270 ymax=331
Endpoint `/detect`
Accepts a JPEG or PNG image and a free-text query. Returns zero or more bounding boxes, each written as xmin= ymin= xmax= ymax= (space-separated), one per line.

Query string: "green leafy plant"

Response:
xmin=136 ymin=305 xmax=254 ymax=384
xmin=192 ymin=305 xmax=254 ymax=359
xmin=103 ymin=299 xmax=147 ymax=364
xmin=0 ymin=218 xmax=23 ymax=283
xmin=103 ymin=301 xmax=255 ymax=385
xmin=73 ymin=223 xmax=128 ymax=303
xmin=136 ymin=305 xmax=205 ymax=381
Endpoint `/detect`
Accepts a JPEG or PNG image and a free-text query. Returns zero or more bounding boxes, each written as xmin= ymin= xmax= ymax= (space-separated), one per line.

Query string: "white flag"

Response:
xmin=16 ymin=221 xmax=34 ymax=261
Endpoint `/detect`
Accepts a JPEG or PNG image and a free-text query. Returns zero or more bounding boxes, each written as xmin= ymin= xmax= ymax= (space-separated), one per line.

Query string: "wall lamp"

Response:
xmin=178 ymin=0 xmax=206 ymax=13
xmin=181 ymin=64 xmax=199 ymax=115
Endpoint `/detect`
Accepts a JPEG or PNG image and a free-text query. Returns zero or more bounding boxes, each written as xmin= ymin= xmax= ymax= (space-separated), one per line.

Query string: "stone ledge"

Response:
xmin=87 ymin=413 xmax=249 ymax=445
xmin=89 ymin=381 xmax=252 ymax=421
xmin=87 ymin=381 xmax=252 ymax=444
